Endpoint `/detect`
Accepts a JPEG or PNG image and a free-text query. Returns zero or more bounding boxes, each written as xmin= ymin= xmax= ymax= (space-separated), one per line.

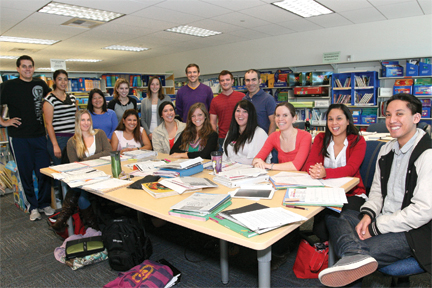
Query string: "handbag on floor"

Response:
xmin=293 ymin=239 xmax=329 ymax=279
xmin=66 ymin=236 xmax=105 ymax=260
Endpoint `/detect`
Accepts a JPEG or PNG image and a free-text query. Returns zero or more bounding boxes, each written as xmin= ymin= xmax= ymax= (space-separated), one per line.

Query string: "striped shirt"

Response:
xmin=44 ymin=93 xmax=77 ymax=134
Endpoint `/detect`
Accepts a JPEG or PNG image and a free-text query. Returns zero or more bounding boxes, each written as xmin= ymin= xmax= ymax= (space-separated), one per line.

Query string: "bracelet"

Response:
xmin=271 ymin=163 xmax=274 ymax=170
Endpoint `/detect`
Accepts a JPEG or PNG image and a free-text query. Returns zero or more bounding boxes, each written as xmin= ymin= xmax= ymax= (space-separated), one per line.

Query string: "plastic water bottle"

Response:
xmin=305 ymin=118 xmax=311 ymax=133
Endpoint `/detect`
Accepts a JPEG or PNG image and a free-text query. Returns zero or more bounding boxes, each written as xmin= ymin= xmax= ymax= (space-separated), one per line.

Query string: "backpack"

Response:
xmin=102 ymin=217 xmax=153 ymax=271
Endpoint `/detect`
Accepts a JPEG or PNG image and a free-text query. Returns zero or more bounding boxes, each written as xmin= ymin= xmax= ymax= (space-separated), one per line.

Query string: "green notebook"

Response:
xmin=210 ymin=215 xmax=258 ymax=238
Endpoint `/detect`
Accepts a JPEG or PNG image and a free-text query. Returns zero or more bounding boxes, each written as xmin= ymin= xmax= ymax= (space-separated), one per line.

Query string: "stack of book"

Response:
xmin=156 ymin=158 xmax=204 ymax=177
xmin=169 ymin=193 xmax=231 ymax=221
xmin=283 ymin=187 xmax=348 ymax=212
xmin=213 ymin=168 xmax=268 ymax=188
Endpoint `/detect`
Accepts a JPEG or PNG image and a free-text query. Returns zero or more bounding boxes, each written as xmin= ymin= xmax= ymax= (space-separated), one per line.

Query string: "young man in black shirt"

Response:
xmin=0 ymin=55 xmax=54 ymax=221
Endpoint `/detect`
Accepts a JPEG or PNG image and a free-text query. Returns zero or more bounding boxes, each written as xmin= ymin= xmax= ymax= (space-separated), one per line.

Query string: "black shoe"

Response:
xmin=271 ymin=252 xmax=289 ymax=271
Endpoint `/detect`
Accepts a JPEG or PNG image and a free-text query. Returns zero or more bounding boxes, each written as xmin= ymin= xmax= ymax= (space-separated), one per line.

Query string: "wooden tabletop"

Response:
xmin=41 ymin=154 xmax=359 ymax=251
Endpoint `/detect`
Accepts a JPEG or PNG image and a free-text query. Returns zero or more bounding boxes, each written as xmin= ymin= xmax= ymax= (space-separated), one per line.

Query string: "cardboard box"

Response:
xmin=381 ymin=61 xmax=404 ymax=77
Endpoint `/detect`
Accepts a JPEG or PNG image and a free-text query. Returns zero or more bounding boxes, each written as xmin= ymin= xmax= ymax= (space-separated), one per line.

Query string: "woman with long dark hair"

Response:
xmin=303 ymin=103 xmax=366 ymax=241
xmin=223 ymin=100 xmax=269 ymax=165
xmin=111 ymin=109 xmax=152 ymax=154
xmin=140 ymin=76 xmax=172 ymax=140
xmin=43 ymin=69 xmax=77 ymax=164
xmin=253 ymin=102 xmax=311 ymax=171
xmin=87 ymin=88 xmax=118 ymax=142
xmin=170 ymin=102 xmax=218 ymax=159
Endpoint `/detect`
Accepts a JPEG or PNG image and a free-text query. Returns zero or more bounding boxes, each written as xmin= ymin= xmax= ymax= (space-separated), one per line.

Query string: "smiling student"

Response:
xmin=152 ymin=101 xmax=186 ymax=154
xmin=111 ymin=109 xmax=152 ymax=154
xmin=253 ymin=102 xmax=311 ymax=170
xmin=303 ymin=104 xmax=366 ymax=242
xmin=87 ymin=88 xmax=118 ymax=142
xmin=108 ymin=78 xmax=138 ymax=121
xmin=170 ymin=102 xmax=218 ymax=159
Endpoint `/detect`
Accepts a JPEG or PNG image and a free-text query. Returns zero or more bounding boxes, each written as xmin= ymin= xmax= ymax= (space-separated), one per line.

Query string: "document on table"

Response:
xmin=231 ymin=207 xmax=307 ymax=233
xmin=79 ymin=159 xmax=110 ymax=167
xmin=320 ymin=177 xmax=354 ymax=188
xmin=286 ymin=188 xmax=348 ymax=205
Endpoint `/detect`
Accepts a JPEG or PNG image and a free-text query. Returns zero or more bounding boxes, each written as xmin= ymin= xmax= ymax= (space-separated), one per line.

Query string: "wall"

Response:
xmin=110 ymin=14 xmax=432 ymax=77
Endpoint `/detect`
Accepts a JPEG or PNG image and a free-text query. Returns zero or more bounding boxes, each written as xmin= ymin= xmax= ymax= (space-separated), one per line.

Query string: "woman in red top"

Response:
xmin=303 ymin=103 xmax=366 ymax=241
xmin=253 ymin=102 xmax=311 ymax=171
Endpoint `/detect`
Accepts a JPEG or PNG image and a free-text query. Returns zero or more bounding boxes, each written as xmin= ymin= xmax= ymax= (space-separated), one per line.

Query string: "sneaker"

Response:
xmin=39 ymin=206 xmax=55 ymax=216
xmin=319 ymin=254 xmax=378 ymax=287
xmin=30 ymin=209 xmax=42 ymax=221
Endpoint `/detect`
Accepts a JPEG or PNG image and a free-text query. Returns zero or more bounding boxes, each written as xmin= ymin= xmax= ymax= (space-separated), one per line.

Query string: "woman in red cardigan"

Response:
xmin=303 ymin=103 xmax=366 ymax=242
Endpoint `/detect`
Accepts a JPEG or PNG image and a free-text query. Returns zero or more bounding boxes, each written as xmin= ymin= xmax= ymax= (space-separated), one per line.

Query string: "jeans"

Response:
xmin=47 ymin=135 xmax=72 ymax=166
xmin=218 ymin=138 xmax=225 ymax=152
xmin=326 ymin=209 xmax=412 ymax=268
xmin=72 ymin=188 xmax=91 ymax=210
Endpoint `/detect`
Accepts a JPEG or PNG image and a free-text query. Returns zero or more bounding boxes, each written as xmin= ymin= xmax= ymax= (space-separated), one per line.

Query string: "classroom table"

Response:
xmin=41 ymin=155 xmax=359 ymax=288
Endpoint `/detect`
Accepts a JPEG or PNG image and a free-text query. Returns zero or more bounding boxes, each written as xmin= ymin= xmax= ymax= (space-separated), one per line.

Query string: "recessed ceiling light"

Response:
xmin=38 ymin=1 xmax=124 ymax=22
xmin=65 ymin=59 xmax=102 ymax=62
xmin=0 ymin=55 xmax=19 ymax=59
xmin=0 ymin=36 xmax=60 ymax=45
xmin=165 ymin=25 xmax=222 ymax=37
xmin=272 ymin=0 xmax=334 ymax=18
xmin=103 ymin=45 xmax=149 ymax=52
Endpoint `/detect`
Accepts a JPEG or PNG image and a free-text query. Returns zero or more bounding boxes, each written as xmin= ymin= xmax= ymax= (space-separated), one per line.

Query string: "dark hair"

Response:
xmin=158 ymin=101 xmax=175 ymax=118
xmin=16 ymin=55 xmax=34 ymax=67
xmin=245 ymin=69 xmax=260 ymax=79
xmin=321 ymin=104 xmax=360 ymax=158
xmin=185 ymin=63 xmax=200 ymax=74
xmin=218 ymin=70 xmax=233 ymax=81
xmin=224 ymin=100 xmax=258 ymax=156
xmin=180 ymin=103 xmax=213 ymax=151
xmin=52 ymin=69 xmax=68 ymax=90
xmin=87 ymin=88 xmax=107 ymax=113
xmin=115 ymin=109 xmax=142 ymax=144
xmin=387 ymin=93 xmax=422 ymax=115
xmin=275 ymin=102 xmax=296 ymax=117
xmin=147 ymin=76 xmax=165 ymax=100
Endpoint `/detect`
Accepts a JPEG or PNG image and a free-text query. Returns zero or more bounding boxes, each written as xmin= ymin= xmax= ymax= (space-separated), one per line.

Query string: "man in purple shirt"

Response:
xmin=175 ymin=63 xmax=213 ymax=122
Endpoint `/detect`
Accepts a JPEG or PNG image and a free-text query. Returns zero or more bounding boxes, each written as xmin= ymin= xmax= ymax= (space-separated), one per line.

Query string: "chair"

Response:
xmin=418 ymin=121 xmax=430 ymax=132
xmin=366 ymin=122 xmax=389 ymax=133
xmin=359 ymin=141 xmax=386 ymax=195
xmin=293 ymin=121 xmax=305 ymax=130
xmin=379 ymin=257 xmax=425 ymax=287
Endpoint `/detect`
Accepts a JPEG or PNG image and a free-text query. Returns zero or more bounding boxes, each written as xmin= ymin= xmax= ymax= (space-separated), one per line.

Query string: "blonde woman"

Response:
xmin=49 ymin=110 xmax=111 ymax=232
xmin=108 ymin=78 xmax=138 ymax=121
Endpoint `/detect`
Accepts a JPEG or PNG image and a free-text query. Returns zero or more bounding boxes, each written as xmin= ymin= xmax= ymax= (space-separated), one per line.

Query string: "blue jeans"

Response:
xmin=218 ymin=138 xmax=225 ymax=152
xmin=71 ymin=188 xmax=91 ymax=210
xmin=326 ymin=209 xmax=412 ymax=268
xmin=47 ymin=135 xmax=72 ymax=166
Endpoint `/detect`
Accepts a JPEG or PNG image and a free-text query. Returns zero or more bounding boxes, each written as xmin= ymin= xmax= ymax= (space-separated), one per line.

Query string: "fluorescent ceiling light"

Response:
xmin=103 ymin=45 xmax=149 ymax=52
xmin=0 ymin=55 xmax=19 ymax=59
xmin=165 ymin=25 xmax=222 ymax=37
xmin=65 ymin=59 xmax=102 ymax=62
xmin=272 ymin=0 xmax=333 ymax=18
xmin=38 ymin=1 xmax=124 ymax=22
xmin=36 ymin=68 xmax=54 ymax=71
xmin=0 ymin=36 xmax=60 ymax=45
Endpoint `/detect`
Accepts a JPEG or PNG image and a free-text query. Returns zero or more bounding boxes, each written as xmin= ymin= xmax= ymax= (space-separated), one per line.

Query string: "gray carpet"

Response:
xmin=1 ymin=193 xmax=430 ymax=288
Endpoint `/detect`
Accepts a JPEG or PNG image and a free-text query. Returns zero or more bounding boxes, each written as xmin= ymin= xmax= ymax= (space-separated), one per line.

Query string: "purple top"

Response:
xmin=175 ymin=83 xmax=213 ymax=121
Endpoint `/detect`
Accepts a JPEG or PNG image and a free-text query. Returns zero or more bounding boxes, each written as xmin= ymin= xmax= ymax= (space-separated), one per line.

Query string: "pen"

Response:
xmin=285 ymin=205 xmax=307 ymax=210
xmin=85 ymin=169 xmax=96 ymax=173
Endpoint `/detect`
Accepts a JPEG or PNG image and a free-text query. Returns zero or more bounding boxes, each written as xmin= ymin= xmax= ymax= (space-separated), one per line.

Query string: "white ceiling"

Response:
xmin=0 ymin=0 xmax=430 ymax=72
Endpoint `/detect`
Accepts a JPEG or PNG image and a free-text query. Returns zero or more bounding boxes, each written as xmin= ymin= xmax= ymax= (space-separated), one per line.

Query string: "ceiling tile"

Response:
xmin=252 ymin=24 xmax=296 ymax=36
xmin=418 ymin=0 xmax=432 ymax=14
xmin=58 ymin=0 xmax=163 ymax=14
xmin=200 ymin=0 xmax=265 ymax=12
xmin=131 ymin=6 xmax=203 ymax=24
xmin=376 ymin=2 xmax=424 ymax=19
xmin=306 ymin=13 xmax=353 ymax=28
xmin=154 ymin=0 xmax=233 ymax=18
xmin=3 ymin=22 xmax=84 ymax=40
xmin=112 ymin=15 xmax=175 ymax=31
xmin=368 ymin=0 xmax=416 ymax=7
xmin=339 ymin=7 xmax=386 ymax=24
xmin=188 ymin=18 xmax=244 ymax=33
xmin=0 ymin=8 xmax=33 ymax=34
xmin=227 ymin=28 xmax=271 ymax=40
xmin=278 ymin=18 xmax=324 ymax=32
xmin=0 ymin=0 xmax=50 ymax=11
xmin=317 ymin=0 xmax=372 ymax=13
xmin=239 ymin=3 xmax=301 ymax=23
xmin=212 ymin=12 xmax=272 ymax=28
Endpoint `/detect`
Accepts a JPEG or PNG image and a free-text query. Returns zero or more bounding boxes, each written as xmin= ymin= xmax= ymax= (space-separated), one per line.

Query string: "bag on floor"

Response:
xmin=293 ymin=239 xmax=329 ymax=279
xmin=104 ymin=259 xmax=173 ymax=288
xmin=48 ymin=210 xmax=86 ymax=239
xmin=102 ymin=217 xmax=153 ymax=271
xmin=66 ymin=236 xmax=105 ymax=260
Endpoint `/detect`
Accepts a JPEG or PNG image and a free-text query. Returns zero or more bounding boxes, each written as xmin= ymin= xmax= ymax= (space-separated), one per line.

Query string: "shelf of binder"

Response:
xmin=332 ymin=71 xmax=379 ymax=107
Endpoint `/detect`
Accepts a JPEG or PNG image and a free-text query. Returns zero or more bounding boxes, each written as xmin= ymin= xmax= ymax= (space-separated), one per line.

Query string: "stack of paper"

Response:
xmin=50 ymin=162 xmax=88 ymax=173
xmin=81 ymin=178 xmax=131 ymax=194
xmin=213 ymin=203 xmax=307 ymax=237
xmin=283 ymin=187 xmax=348 ymax=208
xmin=170 ymin=193 xmax=231 ymax=217
xmin=160 ymin=177 xmax=217 ymax=194
xmin=100 ymin=154 xmax=131 ymax=162
xmin=270 ymin=172 xmax=324 ymax=190
xmin=79 ymin=159 xmax=110 ymax=167
xmin=159 ymin=157 xmax=203 ymax=169
xmin=60 ymin=168 xmax=111 ymax=188
xmin=123 ymin=150 xmax=158 ymax=160
xmin=213 ymin=168 xmax=269 ymax=188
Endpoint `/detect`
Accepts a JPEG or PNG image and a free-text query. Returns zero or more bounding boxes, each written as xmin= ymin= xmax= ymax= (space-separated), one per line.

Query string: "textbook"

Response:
xmin=170 ymin=193 xmax=231 ymax=216
xmin=159 ymin=157 xmax=203 ymax=169
xmin=142 ymin=182 xmax=181 ymax=198
xmin=210 ymin=215 xmax=259 ymax=238
xmin=169 ymin=200 xmax=232 ymax=221
xmin=283 ymin=187 xmax=348 ymax=207
xmin=157 ymin=164 xmax=204 ymax=177
xmin=123 ymin=149 xmax=158 ymax=160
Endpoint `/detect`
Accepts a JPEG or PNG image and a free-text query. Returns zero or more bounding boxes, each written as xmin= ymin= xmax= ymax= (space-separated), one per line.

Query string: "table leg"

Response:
xmin=220 ymin=239 xmax=229 ymax=285
xmin=61 ymin=182 xmax=74 ymax=236
xmin=257 ymin=247 xmax=271 ymax=288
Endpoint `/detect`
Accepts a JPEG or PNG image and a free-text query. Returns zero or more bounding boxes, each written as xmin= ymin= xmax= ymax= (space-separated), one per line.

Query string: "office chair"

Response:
xmin=366 ymin=122 xmax=389 ymax=133
xmin=293 ymin=121 xmax=305 ymax=130
xmin=378 ymin=257 xmax=425 ymax=287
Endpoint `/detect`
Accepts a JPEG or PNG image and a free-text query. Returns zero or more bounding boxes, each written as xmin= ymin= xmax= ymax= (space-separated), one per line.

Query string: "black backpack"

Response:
xmin=102 ymin=217 xmax=153 ymax=271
